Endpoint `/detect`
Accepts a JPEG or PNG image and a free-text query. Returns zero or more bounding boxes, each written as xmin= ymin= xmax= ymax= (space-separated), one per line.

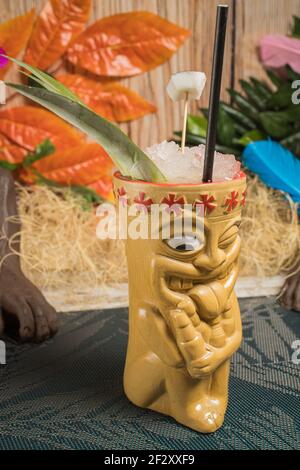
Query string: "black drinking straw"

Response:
xmin=202 ymin=5 xmax=229 ymax=182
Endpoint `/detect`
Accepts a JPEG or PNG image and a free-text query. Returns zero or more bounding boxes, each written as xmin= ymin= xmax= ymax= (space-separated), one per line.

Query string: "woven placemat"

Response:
xmin=0 ymin=297 xmax=299 ymax=450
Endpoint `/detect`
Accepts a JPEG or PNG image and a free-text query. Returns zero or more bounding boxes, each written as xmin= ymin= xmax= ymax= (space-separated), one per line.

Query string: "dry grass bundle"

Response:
xmin=1 ymin=178 xmax=299 ymax=295
xmin=12 ymin=184 xmax=128 ymax=291
xmin=239 ymin=177 xmax=300 ymax=277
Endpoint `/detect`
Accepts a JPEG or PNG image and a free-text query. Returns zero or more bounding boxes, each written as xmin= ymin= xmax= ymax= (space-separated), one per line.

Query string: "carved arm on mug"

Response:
xmin=169 ymin=307 xmax=242 ymax=378
xmin=182 ymin=264 xmax=242 ymax=375
xmin=143 ymin=255 xmax=203 ymax=368
xmin=152 ymin=256 xmax=241 ymax=377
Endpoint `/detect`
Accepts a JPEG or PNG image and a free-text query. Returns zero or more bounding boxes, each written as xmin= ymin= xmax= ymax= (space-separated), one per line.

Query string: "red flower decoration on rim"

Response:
xmin=240 ymin=190 xmax=246 ymax=207
xmin=194 ymin=194 xmax=217 ymax=215
xmin=134 ymin=192 xmax=154 ymax=213
xmin=225 ymin=191 xmax=239 ymax=212
xmin=117 ymin=187 xmax=129 ymax=207
xmin=160 ymin=193 xmax=185 ymax=215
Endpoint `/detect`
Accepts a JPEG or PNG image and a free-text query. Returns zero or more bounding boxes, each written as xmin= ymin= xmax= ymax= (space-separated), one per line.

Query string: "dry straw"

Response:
xmin=239 ymin=177 xmax=300 ymax=277
xmin=1 ymin=178 xmax=299 ymax=294
xmin=1 ymin=184 xmax=128 ymax=291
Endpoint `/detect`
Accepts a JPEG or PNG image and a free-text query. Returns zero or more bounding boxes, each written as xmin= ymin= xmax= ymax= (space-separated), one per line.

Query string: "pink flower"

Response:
xmin=260 ymin=35 xmax=300 ymax=73
xmin=0 ymin=48 xmax=9 ymax=68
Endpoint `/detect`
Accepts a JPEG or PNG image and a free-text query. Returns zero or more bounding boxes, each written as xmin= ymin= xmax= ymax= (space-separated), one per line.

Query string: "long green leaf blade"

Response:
xmin=3 ymin=55 xmax=84 ymax=104
xmin=6 ymin=83 xmax=166 ymax=182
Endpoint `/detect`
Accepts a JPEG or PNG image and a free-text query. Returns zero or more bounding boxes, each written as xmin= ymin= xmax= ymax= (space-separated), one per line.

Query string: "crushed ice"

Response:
xmin=145 ymin=141 xmax=241 ymax=183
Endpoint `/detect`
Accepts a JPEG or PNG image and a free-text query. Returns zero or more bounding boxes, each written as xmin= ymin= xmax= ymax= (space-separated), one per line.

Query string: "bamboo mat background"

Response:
xmin=1 ymin=0 xmax=299 ymax=148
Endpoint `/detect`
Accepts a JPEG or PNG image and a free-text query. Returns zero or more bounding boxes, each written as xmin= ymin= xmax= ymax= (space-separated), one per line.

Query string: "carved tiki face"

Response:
xmin=113 ymin=172 xmax=246 ymax=323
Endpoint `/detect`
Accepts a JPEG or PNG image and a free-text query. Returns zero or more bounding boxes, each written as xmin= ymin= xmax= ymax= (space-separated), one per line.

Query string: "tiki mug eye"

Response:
xmin=218 ymin=223 xmax=240 ymax=249
xmin=165 ymin=235 xmax=204 ymax=252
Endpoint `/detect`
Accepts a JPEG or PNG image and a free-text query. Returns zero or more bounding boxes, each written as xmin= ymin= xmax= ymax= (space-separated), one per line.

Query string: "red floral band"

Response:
xmin=114 ymin=188 xmax=246 ymax=214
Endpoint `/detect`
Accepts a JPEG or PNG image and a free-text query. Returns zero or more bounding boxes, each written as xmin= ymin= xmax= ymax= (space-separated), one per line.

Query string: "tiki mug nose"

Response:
xmin=193 ymin=248 xmax=226 ymax=272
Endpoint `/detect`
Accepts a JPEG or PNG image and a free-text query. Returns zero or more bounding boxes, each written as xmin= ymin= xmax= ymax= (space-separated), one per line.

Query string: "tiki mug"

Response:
xmin=113 ymin=171 xmax=246 ymax=433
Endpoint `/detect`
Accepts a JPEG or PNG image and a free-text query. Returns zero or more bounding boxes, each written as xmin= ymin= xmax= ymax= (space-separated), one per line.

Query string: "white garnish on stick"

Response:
xmin=167 ymin=72 xmax=207 ymax=101
xmin=0 ymin=81 xmax=6 ymax=104
xmin=167 ymin=72 xmax=207 ymax=154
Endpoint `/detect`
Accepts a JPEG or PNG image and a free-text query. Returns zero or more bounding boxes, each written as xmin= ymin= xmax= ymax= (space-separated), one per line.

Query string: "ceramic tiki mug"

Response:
xmin=113 ymin=171 xmax=246 ymax=433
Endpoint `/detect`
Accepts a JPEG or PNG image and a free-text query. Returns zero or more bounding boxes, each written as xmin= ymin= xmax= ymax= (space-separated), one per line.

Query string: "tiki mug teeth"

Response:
xmin=113 ymin=171 xmax=247 ymax=433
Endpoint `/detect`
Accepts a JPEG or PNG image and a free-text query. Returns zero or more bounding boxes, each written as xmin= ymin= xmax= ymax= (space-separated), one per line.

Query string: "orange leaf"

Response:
xmin=24 ymin=0 xmax=91 ymax=70
xmin=56 ymin=74 xmax=156 ymax=122
xmin=26 ymin=143 xmax=114 ymax=187
xmin=67 ymin=11 xmax=191 ymax=77
xmin=0 ymin=134 xmax=26 ymax=163
xmin=0 ymin=9 xmax=35 ymax=78
xmin=0 ymin=106 xmax=84 ymax=153
xmin=88 ymin=176 xmax=114 ymax=201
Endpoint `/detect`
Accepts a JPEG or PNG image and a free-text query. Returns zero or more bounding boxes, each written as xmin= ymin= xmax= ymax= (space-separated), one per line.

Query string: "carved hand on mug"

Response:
xmin=170 ymin=309 xmax=223 ymax=378
xmin=186 ymin=347 xmax=224 ymax=378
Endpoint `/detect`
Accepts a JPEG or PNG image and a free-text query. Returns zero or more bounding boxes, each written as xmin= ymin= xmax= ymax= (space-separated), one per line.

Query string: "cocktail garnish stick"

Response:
xmin=181 ymin=92 xmax=189 ymax=153
xmin=167 ymin=71 xmax=207 ymax=154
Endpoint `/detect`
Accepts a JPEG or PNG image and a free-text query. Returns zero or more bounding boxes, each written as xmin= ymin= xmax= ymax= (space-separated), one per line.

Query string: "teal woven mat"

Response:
xmin=0 ymin=297 xmax=299 ymax=450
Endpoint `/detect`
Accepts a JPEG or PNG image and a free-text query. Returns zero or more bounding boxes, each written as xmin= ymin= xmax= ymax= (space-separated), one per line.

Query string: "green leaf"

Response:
xmin=220 ymin=102 xmax=257 ymax=130
xmin=249 ymin=77 xmax=272 ymax=100
xmin=70 ymin=185 xmax=104 ymax=204
xmin=217 ymin=106 xmax=235 ymax=146
xmin=177 ymin=132 xmax=242 ymax=157
xmin=291 ymin=15 xmax=300 ymax=38
xmin=236 ymin=129 xmax=267 ymax=147
xmin=187 ymin=115 xmax=207 ymax=137
xmin=27 ymin=74 xmax=46 ymax=89
xmin=280 ymin=135 xmax=300 ymax=159
xmin=280 ymin=130 xmax=300 ymax=147
xmin=233 ymin=122 xmax=248 ymax=135
xmin=285 ymin=64 xmax=300 ymax=82
xmin=200 ymin=108 xmax=209 ymax=119
xmin=266 ymin=83 xmax=293 ymax=109
xmin=239 ymin=79 xmax=265 ymax=109
xmin=259 ymin=111 xmax=293 ymax=138
xmin=0 ymin=161 xmax=20 ymax=171
xmin=285 ymin=104 xmax=300 ymax=121
xmin=266 ymin=69 xmax=284 ymax=88
xmin=227 ymin=89 xmax=258 ymax=118
xmin=6 ymin=83 xmax=166 ymax=183
xmin=23 ymin=139 xmax=55 ymax=168
xmin=4 ymin=55 xmax=84 ymax=104
xmin=0 ymin=139 xmax=55 ymax=172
